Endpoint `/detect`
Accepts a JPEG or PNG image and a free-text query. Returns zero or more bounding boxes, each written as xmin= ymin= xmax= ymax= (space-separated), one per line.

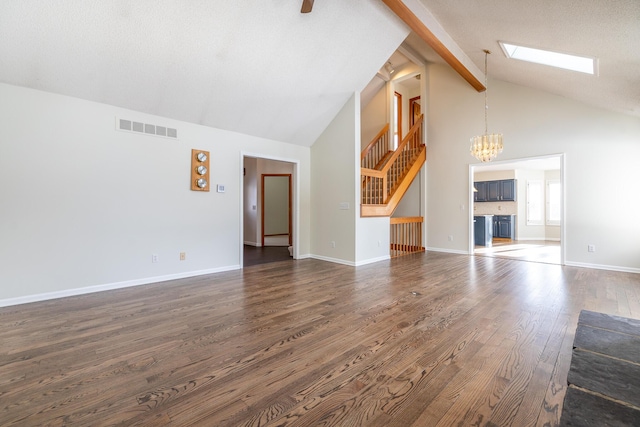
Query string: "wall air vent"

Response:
xmin=116 ymin=118 xmax=178 ymax=139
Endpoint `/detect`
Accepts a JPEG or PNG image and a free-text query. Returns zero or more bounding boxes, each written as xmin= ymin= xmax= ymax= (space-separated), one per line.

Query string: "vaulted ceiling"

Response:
xmin=414 ymin=0 xmax=640 ymax=119
xmin=0 ymin=1 xmax=409 ymax=147
xmin=1 ymin=1 xmax=638 ymax=148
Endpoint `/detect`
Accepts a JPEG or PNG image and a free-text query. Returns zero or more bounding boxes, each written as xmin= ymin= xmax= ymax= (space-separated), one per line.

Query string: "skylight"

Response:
xmin=499 ymin=41 xmax=596 ymax=75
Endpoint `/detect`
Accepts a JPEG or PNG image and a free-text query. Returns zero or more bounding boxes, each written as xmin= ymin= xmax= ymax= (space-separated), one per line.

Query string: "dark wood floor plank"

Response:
xmin=534 ymin=313 xmax=575 ymax=427
xmin=1 ymin=253 xmax=639 ymax=426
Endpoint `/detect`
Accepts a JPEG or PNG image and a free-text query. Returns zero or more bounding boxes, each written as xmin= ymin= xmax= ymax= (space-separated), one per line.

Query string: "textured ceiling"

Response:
xmin=416 ymin=0 xmax=640 ymax=118
xmin=1 ymin=1 xmax=638 ymax=149
xmin=0 ymin=0 xmax=409 ymax=147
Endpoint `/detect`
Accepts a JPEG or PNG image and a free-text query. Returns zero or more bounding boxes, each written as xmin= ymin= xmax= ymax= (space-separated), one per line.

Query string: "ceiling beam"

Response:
xmin=382 ymin=0 xmax=485 ymax=92
xmin=301 ymin=0 xmax=314 ymax=14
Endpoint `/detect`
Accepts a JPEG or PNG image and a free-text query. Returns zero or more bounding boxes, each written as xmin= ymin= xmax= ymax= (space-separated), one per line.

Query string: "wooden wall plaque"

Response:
xmin=190 ymin=149 xmax=210 ymax=192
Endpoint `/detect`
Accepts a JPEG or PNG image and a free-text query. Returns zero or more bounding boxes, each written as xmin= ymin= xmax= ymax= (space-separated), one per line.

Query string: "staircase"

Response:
xmin=361 ymin=115 xmax=426 ymax=217
xmin=361 ymin=116 xmax=426 ymax=257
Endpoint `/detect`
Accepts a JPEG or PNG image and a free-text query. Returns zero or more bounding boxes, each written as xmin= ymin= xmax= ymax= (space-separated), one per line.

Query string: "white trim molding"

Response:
xmin=0 ymin=266 xmax=240 ymax=308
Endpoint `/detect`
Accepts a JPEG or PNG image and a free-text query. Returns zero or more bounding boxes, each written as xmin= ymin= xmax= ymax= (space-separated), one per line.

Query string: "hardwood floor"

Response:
xmin=244 ymin=245 xmax=292 ymax=267
xmin=475 ymin=240 xmax=561 ymax=265
xmin=1 ymin=252 xmax=639 ymax=426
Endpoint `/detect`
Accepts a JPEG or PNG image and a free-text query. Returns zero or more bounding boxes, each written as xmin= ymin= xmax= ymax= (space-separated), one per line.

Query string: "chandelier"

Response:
xmin=470 ymin=49 xmax=503 ymax=162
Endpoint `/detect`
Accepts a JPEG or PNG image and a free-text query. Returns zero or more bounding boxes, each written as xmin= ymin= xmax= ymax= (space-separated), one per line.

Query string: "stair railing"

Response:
xmin=361 ymin=124 xmax=391 ymax=169
xmin=361 ymin=115 xmax=424 ymax=205
xmin=390 ymin=216 xmax=425 ymax=257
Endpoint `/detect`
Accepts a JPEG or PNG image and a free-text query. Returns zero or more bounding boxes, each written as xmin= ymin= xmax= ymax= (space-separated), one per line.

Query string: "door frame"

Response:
xmin=409 ymin=95 xmax=421 ymax=128
xmin=468 ymin=153 xmax=566 ymax=265
xmin=240 ymin=153 xmax=300 ymax=268
xmin=261 ymin=174 xmax=292 ymax=247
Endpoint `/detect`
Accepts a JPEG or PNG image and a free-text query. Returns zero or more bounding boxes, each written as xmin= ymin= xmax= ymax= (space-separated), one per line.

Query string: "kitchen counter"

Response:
xmin=474 ymin=215 xmax=493 ymax=247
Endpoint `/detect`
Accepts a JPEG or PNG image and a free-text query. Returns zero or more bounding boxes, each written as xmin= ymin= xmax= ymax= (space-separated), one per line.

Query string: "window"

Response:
xmin=527 ymin=180 xmax=543 ymax=225
xmin=546 ymin=180 xmax=561 ymax=225
xmin=499 ymin=41 xmax=596 ymax=75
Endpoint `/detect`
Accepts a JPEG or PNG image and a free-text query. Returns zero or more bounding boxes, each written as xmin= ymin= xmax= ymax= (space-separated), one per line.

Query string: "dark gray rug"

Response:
xmin=560 ymin=310 xmax=640 ymax=426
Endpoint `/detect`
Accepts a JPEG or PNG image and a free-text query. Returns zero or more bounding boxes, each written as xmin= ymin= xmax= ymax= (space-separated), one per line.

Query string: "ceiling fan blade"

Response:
xmin=301 ymin=0 xmax=314 ymax=13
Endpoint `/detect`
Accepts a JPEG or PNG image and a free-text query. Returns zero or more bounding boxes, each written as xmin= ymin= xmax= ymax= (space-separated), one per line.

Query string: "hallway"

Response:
xmin=243 ymin=245 xmax=291 ymax=267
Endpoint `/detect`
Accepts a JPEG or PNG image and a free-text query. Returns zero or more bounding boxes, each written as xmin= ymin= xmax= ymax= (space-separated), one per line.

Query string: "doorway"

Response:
xmin=409 ymin=96 xmax=421 ymax=128
xmin=261 ymin=174 xmax=292 ymax=247
xmin=242 ymin=156 xmax=296 ymax=267
xmin=469 ymin=154 xmax=564 ymax=265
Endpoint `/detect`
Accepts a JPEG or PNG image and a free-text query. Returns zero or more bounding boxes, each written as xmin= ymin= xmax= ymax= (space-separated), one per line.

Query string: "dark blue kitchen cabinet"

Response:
xmin=474 ymin=179 xmax=516 ymax=202
xmin=474 ymin=215 xmax=493 ymax=246
xmin=500 ymin=180 xmax=516 ymax=201
xmin=474 ymin=181 xmax=487 ymax=202
xmin=493 ymin=215 xmax=516 ymax=239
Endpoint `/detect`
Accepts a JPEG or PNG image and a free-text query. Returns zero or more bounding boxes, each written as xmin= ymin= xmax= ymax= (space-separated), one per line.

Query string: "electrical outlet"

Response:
xmin=588 ymin=244 xmax=596 ymax=253
xmin=448 ymin=235 xmax=454 ymax=242
xmin=330 ymin=241 xmax=336 ymax=248
xmin=377 ymin=240 xmax=381 ymax=247
xmin=180 ymin=252 xmax=186 ymax=260
xmin=152 ymin=254 xmax=158 ymax=263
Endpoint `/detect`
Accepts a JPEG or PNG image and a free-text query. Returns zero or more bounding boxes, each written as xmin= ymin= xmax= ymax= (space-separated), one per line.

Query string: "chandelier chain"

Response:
xmin=469 ymin=48 xmax=503 ymax=162
xmin=484 ymin=50 xmax=489 ymax=135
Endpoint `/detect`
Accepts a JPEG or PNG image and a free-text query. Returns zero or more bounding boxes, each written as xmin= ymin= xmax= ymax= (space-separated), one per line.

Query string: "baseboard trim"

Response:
xmin=308 ymin=254 xmax=391 ymax=267
xmin=309 ymin=255 xmax=356 ymax=267
xmin=426 ymin=247 xmax=470 ymax=255
xmin=564 ymin=261 xmax=640 ymax=274
xmin=355 ymin=255 xmax=391 ymax=266
xmin=0 ymin=266 xmax=241 ymax=308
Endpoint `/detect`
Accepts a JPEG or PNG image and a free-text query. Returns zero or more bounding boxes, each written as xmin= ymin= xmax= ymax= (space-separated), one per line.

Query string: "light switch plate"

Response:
xmin=217 ymin=185 xmax=225 ymax=193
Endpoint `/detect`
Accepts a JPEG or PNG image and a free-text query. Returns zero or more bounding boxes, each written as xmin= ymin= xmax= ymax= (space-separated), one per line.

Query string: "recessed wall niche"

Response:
xmin=191 ymin=149 xmax=210 ymax=192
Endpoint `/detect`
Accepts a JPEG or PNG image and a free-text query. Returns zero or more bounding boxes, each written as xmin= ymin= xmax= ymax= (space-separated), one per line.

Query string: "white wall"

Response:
xmin=361 ymin=84 xmax=388 ymax=149
xmin=311 ymin=94 xmax=358 ymax=264
xmin=427 ymin=64 xmax=640 ymax=271
xmin=545 ymin=169 xmax=561 ymax=240
xmin=0 ymin=83 xmax=311 ymax=304
xmin=310 ymin=91 xmax=391 ymax=266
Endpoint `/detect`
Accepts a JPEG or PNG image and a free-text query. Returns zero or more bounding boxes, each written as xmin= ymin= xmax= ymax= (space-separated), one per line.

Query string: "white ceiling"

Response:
xmin=412 ymin=0 xmax=640 ymax=118
xmin=0 ymin=1 xmax=638 ymax=149
xmin=0 ymin=1 xmax=409 ymax=147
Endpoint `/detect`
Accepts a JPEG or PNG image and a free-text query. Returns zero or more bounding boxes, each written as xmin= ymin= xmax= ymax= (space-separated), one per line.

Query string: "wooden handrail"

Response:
xmin=390 ymin=216 xmax=423 ymax=224
xmin=361 ymin=123 xmax=391 ymax=170
xmin=381 ymin=115 xmax=423 ymax=172
xmin=360 ymin=167 xmax=385 ymax=178
xmin=361 ymin=123 xmax=390 ymax=161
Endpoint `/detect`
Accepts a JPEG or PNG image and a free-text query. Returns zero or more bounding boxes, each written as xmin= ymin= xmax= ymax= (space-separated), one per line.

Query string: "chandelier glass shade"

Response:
xmin=470 ymin=50 xmax=503 ymax=162
xmin=470 ymin=133 xmax=503 ymax=162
